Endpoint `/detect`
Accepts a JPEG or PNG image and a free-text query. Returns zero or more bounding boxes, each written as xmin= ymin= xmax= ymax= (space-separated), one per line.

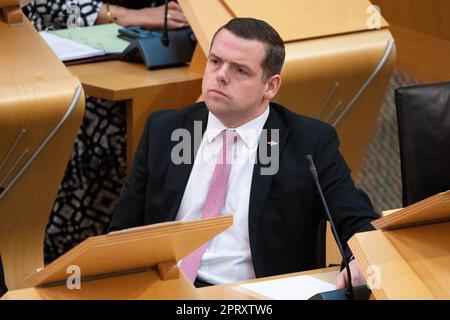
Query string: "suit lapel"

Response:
xmin=163 ymin=103 xmax=290 ymax=235
xmin=248 ymin=105 xmax=290 ymax=256
xmin=164 ymin=105 xmax=208 ymax=221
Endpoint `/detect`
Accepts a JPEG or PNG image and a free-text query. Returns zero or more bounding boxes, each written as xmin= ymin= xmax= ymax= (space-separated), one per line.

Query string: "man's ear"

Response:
xmin=264 ymin=75 xmax=282 ymax=100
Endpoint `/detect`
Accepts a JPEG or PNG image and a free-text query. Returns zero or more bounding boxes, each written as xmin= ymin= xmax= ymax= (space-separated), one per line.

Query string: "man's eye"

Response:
xmin=237 ymin=68 xmax=247 ymax=75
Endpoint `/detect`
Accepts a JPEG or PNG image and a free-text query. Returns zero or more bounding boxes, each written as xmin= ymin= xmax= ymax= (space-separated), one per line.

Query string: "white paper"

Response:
xmin=238 ymin=273 xmax=337 ymax=300
xmin=39 ymin=31 xmax=105 ymax=62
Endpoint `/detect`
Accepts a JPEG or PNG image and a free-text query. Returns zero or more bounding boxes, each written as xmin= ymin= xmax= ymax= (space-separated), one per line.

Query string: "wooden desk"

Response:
xmin=68 ymin=59 xmax=203 ymax=169
xmin=199 ymin=267 xmax=340 ymax=300
xmin=1 ymin=267 xmax=340 ymax=300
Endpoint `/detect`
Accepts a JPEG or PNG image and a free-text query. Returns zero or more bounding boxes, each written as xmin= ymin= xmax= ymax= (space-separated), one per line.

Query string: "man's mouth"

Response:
xmin=209 ymin=89 xmax=228 ymax=98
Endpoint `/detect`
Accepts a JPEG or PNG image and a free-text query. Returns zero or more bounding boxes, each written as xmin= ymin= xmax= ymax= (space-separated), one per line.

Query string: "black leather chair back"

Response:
xmin=395 ymin=82 xmax=450 ymax=206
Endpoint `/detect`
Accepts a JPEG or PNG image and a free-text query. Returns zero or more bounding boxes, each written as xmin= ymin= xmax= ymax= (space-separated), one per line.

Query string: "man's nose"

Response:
xmin=216 ymin=64 xmax=230 ymax=84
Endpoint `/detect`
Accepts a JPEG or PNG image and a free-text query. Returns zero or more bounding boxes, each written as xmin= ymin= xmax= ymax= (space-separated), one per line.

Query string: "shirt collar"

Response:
xmin=205 ymin=106 xmax=270 ymax=148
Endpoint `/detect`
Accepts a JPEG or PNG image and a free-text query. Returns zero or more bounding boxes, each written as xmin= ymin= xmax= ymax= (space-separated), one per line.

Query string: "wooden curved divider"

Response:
xmin=0 ymin=7 xmax=85 ymax=290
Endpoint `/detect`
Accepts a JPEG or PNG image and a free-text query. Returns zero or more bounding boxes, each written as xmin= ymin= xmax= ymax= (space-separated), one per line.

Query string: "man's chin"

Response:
xmin=205 ymin=99 xmax=228 ymax=114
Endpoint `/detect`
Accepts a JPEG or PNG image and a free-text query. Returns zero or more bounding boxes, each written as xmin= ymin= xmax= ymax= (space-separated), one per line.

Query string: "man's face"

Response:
xmin=202 ymin=29 xmax=278 ymax=127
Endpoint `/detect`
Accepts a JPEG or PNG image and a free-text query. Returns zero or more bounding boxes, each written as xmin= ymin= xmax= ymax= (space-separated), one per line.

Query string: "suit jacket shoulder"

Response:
xmin=269 ymin=102 xmax=335 ymax=137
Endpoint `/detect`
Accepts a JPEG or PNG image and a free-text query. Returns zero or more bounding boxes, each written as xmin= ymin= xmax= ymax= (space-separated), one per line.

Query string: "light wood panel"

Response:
xmin=25 ymin=216 xmax=232 ymax=287
xmin=68 ymin=60 xmax=203 ymax=101
xmin=0 ymin=0 xmax=20 ymax=9
xmin=180 ymin=0 xmax=389 ymax=54
xmin=387 ymin=23 xmax=450 ymax=83
xmin=349 ymin=229 xmax=435 ymax=300
xmin=326 ymin=223 xmax=342 ymax=266
xmin=349 ymin=193 xmax=450 ymax=299
xmin=1 ymin=5 xmax=22 ymax=24
xmin=2 ymin=269 xmax=203 ymax=300
xmin=386 ymin=222 xmax=450 ymax=299
xmin=381 ymin=208 xmax=401 ymax=217
xmin=222 ymin=0 xmax=388 ymax=42
xmin=178 ymin=0 xmax=232 ymax=55
xmin=372 ymin=191 xmax=450 ymax=230
xmin=0 ymin=16 xmax=85 ymax=290
xmin=371 ymin=0 xmax=450 ymax=40
xmin=3 ymin=216 xmax=232 ymax=299
xmin=278 ymin=29 xmax=396 ymax=177
xmin=371 ymin=0 xmax=450 ymax=82
xmin=349 ymin=222 xmax=450 ymax=300
xmin=0 ymin=0 xmax=19 ymax=8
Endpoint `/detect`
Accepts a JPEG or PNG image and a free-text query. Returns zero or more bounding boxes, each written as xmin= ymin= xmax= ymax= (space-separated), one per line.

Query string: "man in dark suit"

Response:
xmin=109 ymin=18 xmax=379 ymax=288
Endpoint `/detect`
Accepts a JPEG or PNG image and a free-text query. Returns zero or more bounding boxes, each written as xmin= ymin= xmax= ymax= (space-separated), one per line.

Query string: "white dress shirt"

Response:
xmin=175 ymin=106 xmax=270 ymax=284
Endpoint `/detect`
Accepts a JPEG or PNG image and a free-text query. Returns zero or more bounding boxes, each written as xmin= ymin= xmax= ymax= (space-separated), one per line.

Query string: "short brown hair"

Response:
xmin=211 ymin=18 xmax=285 ymax=80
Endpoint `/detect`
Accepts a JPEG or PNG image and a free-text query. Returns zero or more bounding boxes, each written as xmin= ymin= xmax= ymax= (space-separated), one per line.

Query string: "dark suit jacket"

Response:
xmin=109 ymin=102 xmax=379 ymax=278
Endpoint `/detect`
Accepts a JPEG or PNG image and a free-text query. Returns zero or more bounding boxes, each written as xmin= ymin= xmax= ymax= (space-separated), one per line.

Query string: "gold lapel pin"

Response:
xmin=268 ymin=140 xmax=278 ymax=146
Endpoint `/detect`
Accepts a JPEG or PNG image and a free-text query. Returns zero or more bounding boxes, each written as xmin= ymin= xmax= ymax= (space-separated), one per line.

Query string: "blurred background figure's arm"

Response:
xmin=22 ymin=0 xmax=188 ymax=32
xmin=96 ymin=1 xmax=189 ymax=29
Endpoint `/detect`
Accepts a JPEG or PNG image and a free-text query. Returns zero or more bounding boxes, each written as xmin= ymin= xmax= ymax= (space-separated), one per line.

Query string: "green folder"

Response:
xmin=49 ymin=23 xmax=129 ymax=53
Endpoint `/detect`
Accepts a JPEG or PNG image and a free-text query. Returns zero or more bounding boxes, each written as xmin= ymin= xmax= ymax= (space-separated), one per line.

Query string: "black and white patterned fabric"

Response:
xmin=23 ymin=0 xmax=102 ymax=30
xmin=45 ymin=98 xmax=127 ymax=263
xmin=23 ymin=1 xmax=128 ymax=263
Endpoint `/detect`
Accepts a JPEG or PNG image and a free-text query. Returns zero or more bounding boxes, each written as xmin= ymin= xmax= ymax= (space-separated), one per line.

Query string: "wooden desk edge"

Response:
xmin=198 ymin=266 xmax=340 ymax=300
xmin=68 ymin=62 xmax=203 ymax=101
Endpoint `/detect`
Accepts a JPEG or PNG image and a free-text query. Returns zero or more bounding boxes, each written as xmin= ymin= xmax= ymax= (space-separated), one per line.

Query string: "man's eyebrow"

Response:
xmin=230 ymin=61 xmax=251 ymax=72
xmin=209 ymin=53 xmax=253 ymax=73
xmin=209 ymin=53 xmax=222 ymax=60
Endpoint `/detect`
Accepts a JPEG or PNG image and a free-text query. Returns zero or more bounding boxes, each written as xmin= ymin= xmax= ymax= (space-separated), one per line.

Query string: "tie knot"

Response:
xmin=224 ymin=129 xmax=237 ymax=146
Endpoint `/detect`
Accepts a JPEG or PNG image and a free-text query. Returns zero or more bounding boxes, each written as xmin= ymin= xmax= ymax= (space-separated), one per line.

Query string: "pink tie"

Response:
xmin=180 ymin=129 xmax=237 ymax=282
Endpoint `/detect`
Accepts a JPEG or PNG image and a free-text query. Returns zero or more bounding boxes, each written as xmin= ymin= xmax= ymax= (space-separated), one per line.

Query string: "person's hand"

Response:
xmin=336 ymin=259 xmax=366 ymax=289
xmin=123 ymin=1 xmax=189 ymax=30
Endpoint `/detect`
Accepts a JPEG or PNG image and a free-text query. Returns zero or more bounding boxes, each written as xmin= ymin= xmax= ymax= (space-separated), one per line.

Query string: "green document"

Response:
xmin=50 ymin=23 xmax=129 ymax=53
